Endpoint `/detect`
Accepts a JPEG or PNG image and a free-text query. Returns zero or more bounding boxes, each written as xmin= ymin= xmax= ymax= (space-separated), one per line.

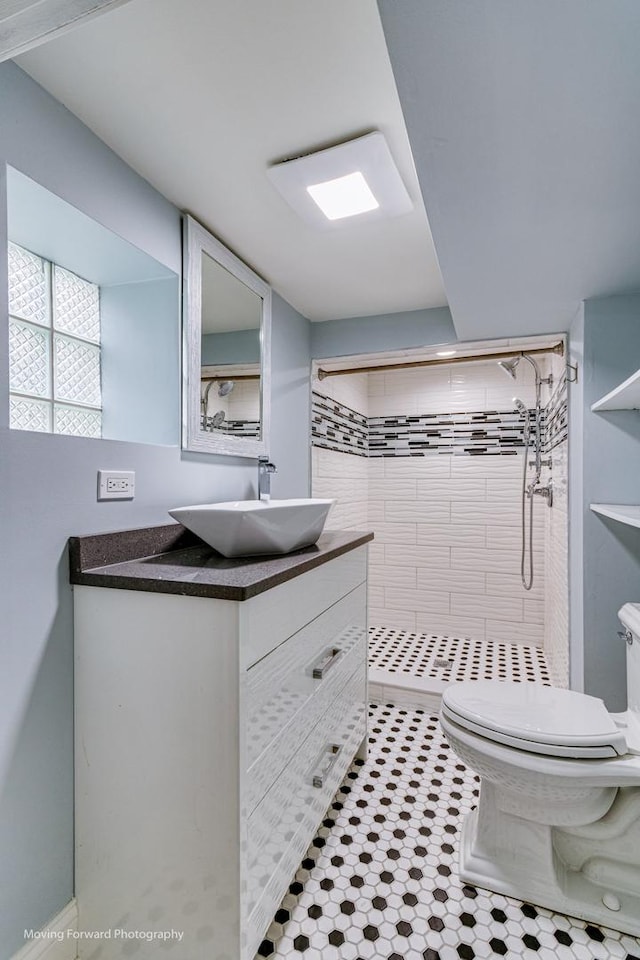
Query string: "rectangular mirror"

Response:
xmin=182 ymin=215 xmax=271 ymax=457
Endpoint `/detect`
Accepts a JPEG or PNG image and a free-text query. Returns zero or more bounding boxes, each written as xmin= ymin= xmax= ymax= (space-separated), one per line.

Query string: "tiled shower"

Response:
xmin=311 ymin=348 xmax=569 ymax=689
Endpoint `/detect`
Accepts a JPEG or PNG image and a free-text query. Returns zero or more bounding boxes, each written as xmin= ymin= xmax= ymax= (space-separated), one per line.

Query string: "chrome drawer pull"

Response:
xmin=312 ymin=743 xmax=342 ymax=788
xmin=312 ymin=647 xmax=342 ymax=680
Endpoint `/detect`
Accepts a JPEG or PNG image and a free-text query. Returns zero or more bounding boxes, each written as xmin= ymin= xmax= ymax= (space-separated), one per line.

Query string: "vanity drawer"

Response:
xmin=245 ymin=664 xmax=367 ymax=938
xmin=240 ymin=546 xmax=367 ymax=669
xmin=245 ymin=584 xmax=366 ymax=811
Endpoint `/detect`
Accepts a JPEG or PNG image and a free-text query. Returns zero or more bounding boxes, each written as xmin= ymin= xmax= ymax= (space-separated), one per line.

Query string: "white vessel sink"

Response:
xmin=168 ymin=498 xmax=335 ymax=558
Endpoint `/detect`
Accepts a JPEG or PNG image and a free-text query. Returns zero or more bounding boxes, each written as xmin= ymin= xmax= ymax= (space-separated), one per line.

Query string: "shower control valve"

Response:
xmin=532 ymin=482 xmax=553 ymax=508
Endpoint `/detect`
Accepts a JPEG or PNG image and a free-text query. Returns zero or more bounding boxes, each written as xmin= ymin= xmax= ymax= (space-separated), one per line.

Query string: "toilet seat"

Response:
xmin=441 ymin=680 xmax=628 ymax=759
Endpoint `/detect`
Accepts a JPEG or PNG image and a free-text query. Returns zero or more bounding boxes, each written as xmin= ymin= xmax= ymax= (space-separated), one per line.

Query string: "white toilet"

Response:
xmin=440 ymin=602 xmax=640 ymax=937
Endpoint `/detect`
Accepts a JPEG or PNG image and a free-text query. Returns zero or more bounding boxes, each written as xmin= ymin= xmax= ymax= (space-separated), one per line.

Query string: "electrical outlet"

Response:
xmin=98 ymin=470 xmax=135 ymax=501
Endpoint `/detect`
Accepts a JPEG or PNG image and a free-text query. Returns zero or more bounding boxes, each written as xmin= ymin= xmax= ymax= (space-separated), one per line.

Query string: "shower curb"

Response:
xmin=369 ymin=667 xmax=449 ymax=712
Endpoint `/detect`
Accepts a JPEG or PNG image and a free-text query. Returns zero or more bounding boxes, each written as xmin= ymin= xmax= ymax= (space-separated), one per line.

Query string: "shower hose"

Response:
xmin=520 ymin=428 xmax=535 ymax=591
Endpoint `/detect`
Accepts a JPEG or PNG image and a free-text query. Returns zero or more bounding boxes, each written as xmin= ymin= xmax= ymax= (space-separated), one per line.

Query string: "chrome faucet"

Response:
xmin=258 ymin=456 xmax=277 ymax=501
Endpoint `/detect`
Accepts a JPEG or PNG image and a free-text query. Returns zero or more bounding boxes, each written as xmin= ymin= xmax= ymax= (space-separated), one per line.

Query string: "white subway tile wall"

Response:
xmin=227 ymin=379 xmax=260 ymax=421
xmin=315 ymin=371 xmax=369 ymax=414
xmin=543 ymin=352 xmax=569 ymax=686
xmin=312 ymin=356 xmax=568 ymax=666
xmin=311 ymin=372 xmax=369 ymax=531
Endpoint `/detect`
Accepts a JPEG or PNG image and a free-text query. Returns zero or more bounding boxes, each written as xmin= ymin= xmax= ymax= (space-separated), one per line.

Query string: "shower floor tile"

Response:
xmin=368 ymin=626 xmax=552 ymax=685
xmin=254 ymin=704 xmax=640 ymax=960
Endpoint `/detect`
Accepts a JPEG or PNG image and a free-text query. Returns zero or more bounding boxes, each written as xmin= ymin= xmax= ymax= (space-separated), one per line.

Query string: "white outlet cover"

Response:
xmin=97 ymin=470 xmax=135 ymax=501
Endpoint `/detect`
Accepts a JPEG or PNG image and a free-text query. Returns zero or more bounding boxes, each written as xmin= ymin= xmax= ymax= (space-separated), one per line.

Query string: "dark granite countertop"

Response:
xmin=69 ymin=523 xmax=373 ymax=601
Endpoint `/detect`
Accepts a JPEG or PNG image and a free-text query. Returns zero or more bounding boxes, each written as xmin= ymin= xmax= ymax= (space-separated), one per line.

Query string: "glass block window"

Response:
xmin=8 ymin=242 xmax=102 ymax=437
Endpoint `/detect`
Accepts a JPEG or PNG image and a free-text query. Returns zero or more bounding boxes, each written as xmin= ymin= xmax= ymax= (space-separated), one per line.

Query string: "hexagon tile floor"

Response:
xmin=368 ymin=628 xmax=552 ymax=685
xmin=254 ymin=703 xmax=640 ymax=960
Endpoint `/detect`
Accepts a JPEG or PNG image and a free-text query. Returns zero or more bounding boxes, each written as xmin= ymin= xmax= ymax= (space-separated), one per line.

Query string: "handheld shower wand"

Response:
xmin=499 ymin=353 xmax=555 ymax=591
xmin=513 ymin=397 xmax=530 ymax=436
xmin=513 ymin=397 xmax=535 ymax=591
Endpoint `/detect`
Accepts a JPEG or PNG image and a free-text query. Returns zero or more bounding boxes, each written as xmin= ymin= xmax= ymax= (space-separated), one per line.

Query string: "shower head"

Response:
xmin=211 ymin=410 xmax=226 ymax=427
xmin=498 ymin=357 xmax=520 ymax=379
xmin=218 ymin=380 xmax=234 ymax=397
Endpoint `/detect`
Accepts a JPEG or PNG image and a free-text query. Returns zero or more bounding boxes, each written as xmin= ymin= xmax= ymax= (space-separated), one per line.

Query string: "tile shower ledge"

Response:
xmin=68 ymin=523 xmax=373 ymax=601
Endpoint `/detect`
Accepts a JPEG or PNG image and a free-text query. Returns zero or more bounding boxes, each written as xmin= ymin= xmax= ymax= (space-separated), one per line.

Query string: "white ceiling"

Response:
xmin=16 ymin=0 xmax=446 ymax=323
xmin=378 ymin=0 xmax=640 ymax=340
xmin=18 ymin=1 xmax=640 ymax=342
xmin=0 ymin=0 xmax=130 ymax=61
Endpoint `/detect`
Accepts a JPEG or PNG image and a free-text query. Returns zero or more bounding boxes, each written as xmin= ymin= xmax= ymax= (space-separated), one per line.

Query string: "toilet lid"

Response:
xmin=441 ymin=681 xmax=628 ymax=758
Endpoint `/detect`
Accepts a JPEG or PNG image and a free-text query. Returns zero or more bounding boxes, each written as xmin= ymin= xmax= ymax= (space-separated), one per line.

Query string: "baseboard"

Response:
xmin=11 ymin=900 xmax=78 ymax=960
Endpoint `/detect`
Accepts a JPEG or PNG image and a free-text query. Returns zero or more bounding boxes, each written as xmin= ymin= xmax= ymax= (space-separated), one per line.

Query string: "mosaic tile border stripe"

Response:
xmin=201 ymin=416 xmax=260 ymax=438
xmin=311 ymin=392 xmax=368 ymax=457
xmin=368 ymin=409 xmax=533 ymax=457
xmin=311 ymin=389 xmax=568 ymax=459
xmin=224 ymin=419 xmax=260 ymax=437
xmin=544 ymin=371 xmax=568 ymax=452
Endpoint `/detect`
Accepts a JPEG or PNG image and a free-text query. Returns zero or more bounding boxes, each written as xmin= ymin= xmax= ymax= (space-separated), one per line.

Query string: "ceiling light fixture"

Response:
xmin=267 ymin=132 xmax=412 ymax=228
xmin=307 ymin=171 xmax=379 ymax=221
xmin=436 ymin=350 xmax=457 ymax=358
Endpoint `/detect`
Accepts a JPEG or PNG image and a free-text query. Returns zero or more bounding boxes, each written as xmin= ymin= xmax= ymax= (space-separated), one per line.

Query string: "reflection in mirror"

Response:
xmin=200 ymin=250 xmax=261 ymax=438
xmin=201 ymin=367 xmax=261 ymax=436
xmin=182 ymin=215 xmax=271 ymax=457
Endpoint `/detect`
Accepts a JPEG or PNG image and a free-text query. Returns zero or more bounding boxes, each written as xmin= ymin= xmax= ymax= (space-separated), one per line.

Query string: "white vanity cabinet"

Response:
xmin=72 ymin=543 xmax=368 ymax=960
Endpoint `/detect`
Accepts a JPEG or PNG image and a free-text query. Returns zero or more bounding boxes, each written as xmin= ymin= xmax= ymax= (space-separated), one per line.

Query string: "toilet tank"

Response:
xmin=618 ymin=603 xmax=640 ymax=715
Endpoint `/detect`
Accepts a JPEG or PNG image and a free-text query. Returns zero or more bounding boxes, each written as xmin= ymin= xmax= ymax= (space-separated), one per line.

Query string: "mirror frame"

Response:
xmin=182 ymin=214 xmax=271 ymax=458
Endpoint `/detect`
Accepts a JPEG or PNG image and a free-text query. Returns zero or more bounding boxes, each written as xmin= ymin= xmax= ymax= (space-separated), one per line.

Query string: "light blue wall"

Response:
xmin=571 ymin=293 xmax=640 ymax=710
xmin=7 ymin=165 xmax=175 ymax=287
xmin=270 ymin=292 xmax=312 ymax=498
xmin=101 ymin=278 xmax=181 ymax=445
xmin=311 ymin=306 xmax=455 ymax=358
xmin=0 ymin=62 xmax=310 ymax=958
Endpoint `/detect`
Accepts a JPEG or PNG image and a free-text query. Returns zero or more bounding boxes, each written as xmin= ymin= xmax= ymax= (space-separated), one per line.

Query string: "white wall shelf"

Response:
xmin=591 ymin=369 xmax=640 ymax=411
xmin=590 ymin=503 xmax=640 ymax=528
